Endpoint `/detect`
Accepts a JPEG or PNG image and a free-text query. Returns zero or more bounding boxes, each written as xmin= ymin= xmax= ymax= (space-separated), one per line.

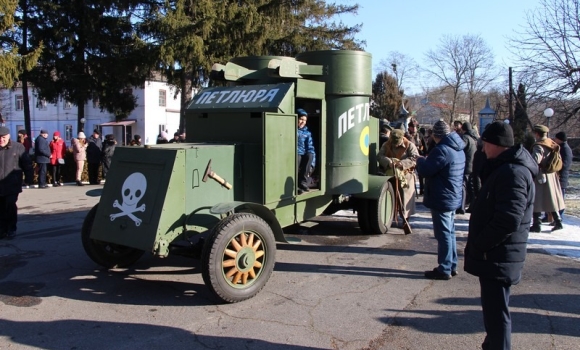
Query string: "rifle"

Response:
xmin=392 ymin=161 xmax=413 ymax=235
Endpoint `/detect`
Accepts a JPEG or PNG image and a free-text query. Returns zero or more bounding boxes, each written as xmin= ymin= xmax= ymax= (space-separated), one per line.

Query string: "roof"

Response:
xmin=100 ymin=120 xmax=136 ymax=126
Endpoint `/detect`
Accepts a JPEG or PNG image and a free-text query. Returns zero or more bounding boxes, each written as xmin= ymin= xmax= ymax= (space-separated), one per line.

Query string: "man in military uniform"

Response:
xmin=530 ymin=125 xmax=565 ymax=232
xmin=377 ymin=129 xmax=419 ymax=219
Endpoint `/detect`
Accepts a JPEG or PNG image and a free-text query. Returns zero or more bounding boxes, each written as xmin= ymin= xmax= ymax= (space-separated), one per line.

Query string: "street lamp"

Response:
xmin=80 ymin=117 xmax=86 ymax=132
xmin=543 ymin=108 xmax=554 ymax=131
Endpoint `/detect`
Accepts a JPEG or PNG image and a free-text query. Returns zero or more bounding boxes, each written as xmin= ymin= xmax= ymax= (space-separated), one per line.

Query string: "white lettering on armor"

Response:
xmin=338 ymin=102 xmax=370 ymax=138
xmin=221 ymin=90 xmax=240 ymax=103
xmin=195 ymin=87 xmax=280 ymax=105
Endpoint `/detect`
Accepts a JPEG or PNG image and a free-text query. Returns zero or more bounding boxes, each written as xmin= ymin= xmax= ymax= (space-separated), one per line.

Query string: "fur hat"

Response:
xmin=481 ymin=121 xmax=514 ymax=147
xmin=533 ymin=124 xmax=549 ymax=133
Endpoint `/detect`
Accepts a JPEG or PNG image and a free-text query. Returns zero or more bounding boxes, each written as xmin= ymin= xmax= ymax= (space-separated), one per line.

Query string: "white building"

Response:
xmin=0 ymin=78 xmax=183 ymax=146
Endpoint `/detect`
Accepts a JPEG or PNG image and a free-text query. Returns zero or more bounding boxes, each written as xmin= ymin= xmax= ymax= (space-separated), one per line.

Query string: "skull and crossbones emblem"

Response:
xmin=110 ymin=172 xmax=147 ymax=226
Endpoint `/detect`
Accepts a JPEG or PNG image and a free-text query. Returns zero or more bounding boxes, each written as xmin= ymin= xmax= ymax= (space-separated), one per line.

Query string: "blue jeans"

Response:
xmin=431 ymin=209 xmax=457 ymax=275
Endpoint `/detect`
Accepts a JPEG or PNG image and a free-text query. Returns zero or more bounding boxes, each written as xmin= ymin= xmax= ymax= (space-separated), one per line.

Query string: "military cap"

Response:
xmin=390 ymin=129 xmax=404 ymax=144
xmin=533 ymin=124 xmax=549 ymax=133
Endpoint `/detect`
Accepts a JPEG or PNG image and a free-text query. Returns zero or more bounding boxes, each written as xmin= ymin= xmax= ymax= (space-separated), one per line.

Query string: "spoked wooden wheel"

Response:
xmin=223 ymin=229 xmax=265 ymax=287
xmin=201 ymin=213 xmax=276 ymax=303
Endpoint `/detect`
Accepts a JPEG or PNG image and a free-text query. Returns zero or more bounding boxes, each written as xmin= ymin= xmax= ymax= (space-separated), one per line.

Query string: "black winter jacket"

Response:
xmin=87 ymin=136 xmax=103 ymax=164
xmin=0 ymin=140 xmax=33 ymax=196
xmin=34 ymin=135 xmax=51 ymax=164
xmin=461 ymin=131 xmax=478 ymax=174
xmin=559 ymin=141 xmax=572 ymax=189
xmin=464 ymin=144 xmax=538 ymax=285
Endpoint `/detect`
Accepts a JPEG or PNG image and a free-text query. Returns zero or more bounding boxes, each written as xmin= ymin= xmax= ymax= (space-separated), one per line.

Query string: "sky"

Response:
xmin=333 ymin=0 xmax=543 ymax=94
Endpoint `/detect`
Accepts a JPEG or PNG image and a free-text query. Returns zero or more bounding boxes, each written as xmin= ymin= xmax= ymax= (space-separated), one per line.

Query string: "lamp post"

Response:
xmin=80 ymin=117 xmax=86 ymax=133
xmin=543 ymin=108 xmax=554 ymax=134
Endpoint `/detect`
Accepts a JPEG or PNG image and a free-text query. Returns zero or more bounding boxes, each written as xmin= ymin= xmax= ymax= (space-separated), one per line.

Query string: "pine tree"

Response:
xmin=372 ymin=71 xmax=402 ymax=121
xmin=27 ymin=0 xmax=156 ymax=131
xmin=0 ymin=0 xmax=41 ymax=88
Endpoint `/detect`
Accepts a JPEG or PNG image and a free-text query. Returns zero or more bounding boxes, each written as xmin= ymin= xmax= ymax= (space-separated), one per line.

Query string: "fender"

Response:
xmin=210 ymin=201 xmax=289 ymax=243
xmin=351 ymin=174 xmax=394 ymax=200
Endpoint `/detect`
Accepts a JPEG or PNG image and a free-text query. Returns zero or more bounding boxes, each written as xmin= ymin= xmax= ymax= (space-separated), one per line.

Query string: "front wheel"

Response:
xmin=81 ymin=204 xmax=145 ymax=268
xmin=201 ymin=213 xmax=276 ymax=303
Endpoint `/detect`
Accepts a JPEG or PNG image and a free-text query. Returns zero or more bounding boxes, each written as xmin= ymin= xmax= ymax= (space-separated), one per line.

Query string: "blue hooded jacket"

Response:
xmin=297 ymin=126 xmax=316 ymax=166
xmin=416 ymin=132 xmax=465 ymax=211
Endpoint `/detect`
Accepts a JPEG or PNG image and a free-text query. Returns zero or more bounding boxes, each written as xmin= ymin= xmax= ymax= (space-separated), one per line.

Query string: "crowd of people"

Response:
xmin=377 ymin=117 xmax=571 ymax=350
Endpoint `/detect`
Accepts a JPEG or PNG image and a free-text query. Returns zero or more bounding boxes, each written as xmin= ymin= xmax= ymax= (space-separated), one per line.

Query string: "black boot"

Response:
xmin=530 ymin=212 xmax=542 ymax=232
xmin=551 ymin=215 xmax=563 ymax=232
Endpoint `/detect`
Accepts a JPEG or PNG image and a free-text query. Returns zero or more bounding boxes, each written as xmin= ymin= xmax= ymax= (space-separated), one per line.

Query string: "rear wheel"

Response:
xmin=368 ymin=181 xmax=395 ymax=234
xmin=81 ymin=204 xmax=144 ymax=268
xmin=201 ymin=213 xmax=276 ymax=303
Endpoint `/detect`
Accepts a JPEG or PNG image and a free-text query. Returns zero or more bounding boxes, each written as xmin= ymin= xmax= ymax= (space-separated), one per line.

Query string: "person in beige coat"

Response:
xmin=378 ymin=129 xmax=419 ymax=219
xmin=71 ymin=132 xmax=87 ymax=186
xmin=530 ymin=125 xmax=565 ymax=232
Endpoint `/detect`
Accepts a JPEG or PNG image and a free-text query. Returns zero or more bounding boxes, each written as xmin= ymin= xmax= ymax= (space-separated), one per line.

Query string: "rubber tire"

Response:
xmin=201 ymin=213 xmax=276 ymax=303
xmin=368 ymin=180 xmax=396 ymax=234
xmin=357 ymin=199 xmax=372 ymax=233
xmin=82 ymin=204 xmax=145 ymax=268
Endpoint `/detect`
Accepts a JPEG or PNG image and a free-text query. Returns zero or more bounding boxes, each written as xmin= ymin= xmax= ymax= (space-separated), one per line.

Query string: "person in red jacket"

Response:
xmin=49 ymin=131 xmax=66 ymax=186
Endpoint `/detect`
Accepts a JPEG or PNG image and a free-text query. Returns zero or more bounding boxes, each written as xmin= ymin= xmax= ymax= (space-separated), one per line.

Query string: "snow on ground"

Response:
xmin=527 ymin=215 xmax=580 ymax=262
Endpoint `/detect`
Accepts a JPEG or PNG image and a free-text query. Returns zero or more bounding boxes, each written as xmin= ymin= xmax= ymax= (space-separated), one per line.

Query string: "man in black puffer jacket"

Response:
xmin=465 ymin=122 xmax=538 ymax=350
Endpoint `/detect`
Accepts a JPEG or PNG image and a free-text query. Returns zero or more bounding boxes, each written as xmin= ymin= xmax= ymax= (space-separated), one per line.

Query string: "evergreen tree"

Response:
xmin=27 ymin=0 xmax=156 ymax=131
xmin=371 ymin=71 xmax=402 ymax=121
xmin=143 ymin=0 xmax=363 ymax=131
xmin=0 ymin=0 xmax=41 ymax=88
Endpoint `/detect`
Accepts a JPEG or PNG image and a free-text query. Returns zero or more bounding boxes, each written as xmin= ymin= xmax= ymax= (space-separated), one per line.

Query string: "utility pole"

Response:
xmin=508 ymin=67 xmax=514 ymax=124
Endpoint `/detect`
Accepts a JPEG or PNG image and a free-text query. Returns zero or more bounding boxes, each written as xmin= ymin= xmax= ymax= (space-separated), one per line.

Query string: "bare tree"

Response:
xmin=423 ymin=35 xmax=469 ymax=123
xmin=463 ymin=35 xmax=498 ymax=123
xmin=377 ymin=51 xmax=420 ymax=93
xmin=510 ymin=0 xmax=580 ymax=125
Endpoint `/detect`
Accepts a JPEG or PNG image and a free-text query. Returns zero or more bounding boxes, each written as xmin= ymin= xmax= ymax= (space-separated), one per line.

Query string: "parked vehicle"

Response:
xmin=81 ymin=50 xmax=396 ymax=303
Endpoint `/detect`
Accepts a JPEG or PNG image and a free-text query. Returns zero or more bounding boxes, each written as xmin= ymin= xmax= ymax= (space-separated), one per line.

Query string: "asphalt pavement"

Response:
xmin=1 ymin=183 xmax=579 ymax=349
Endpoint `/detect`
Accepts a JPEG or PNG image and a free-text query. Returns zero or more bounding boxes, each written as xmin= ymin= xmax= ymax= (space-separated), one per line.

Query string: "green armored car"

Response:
xmin=82 ymin=50 xmax=396 ymax=303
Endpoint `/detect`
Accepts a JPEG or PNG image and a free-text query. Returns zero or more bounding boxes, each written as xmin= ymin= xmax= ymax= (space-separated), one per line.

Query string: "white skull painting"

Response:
xmin=110 ymin=172 xmax=147 ymax=226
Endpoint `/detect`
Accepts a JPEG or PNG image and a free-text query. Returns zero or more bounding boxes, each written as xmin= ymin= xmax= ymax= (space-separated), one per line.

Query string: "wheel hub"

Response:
xmin=235 ymin=247 xmax=256 ymax=273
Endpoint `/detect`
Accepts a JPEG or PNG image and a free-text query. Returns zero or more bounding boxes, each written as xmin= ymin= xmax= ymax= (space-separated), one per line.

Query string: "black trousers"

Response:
xmin=479 ymin=277 xmax=511 ymax=350
xmin=88 ymin=162 xmax=100 ymax=184
xmin=51 ymin=164 xmax=62 ymax=184
xmin=297 ymin=153 xmax=313 ymax=189
xmin=0 ymin=194 xmax=19 ymax=235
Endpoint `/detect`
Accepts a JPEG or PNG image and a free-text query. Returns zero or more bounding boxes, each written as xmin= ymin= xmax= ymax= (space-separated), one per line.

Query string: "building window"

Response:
xmin=64 ymin=100 xmax=73 ymax=110
xmin=65 ymin=125 xmax=73 ymax=141
xmin=37 ymin=99 xmax=47 ymax=110
xmin=159 ymin=89 xmax=167 ymax=107
xmin=15 ymin=95 xmax=24 ymax=111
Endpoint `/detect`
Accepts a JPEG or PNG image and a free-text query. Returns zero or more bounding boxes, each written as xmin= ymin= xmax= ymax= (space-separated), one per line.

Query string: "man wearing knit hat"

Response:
xmin=553 ymin=131 xmax=572 ymax=219
xmin=530 ymin=124 xmax=565 ymax=231
xmin=464 ymin=121 xmax=537 ymax=350
xmin=34 ymin=129 xmax=52 ymax=188
xmin=416 ymin=119 xmax=465 ymax=280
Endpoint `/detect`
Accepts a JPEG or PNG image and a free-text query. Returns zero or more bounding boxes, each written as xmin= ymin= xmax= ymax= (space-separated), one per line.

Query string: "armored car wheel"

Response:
xmin=82 ymin=204 xmax=145 ymax=268
xmin=367 ymin=181 xmax=395 ymax=234
xmin=201 ymin=213 xmax=276 ymax=303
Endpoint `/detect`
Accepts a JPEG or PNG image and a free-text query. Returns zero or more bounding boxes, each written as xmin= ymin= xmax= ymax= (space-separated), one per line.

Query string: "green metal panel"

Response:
xmin=91 ymin=147 xmax=182 ymax=251
xmin=368 ymin=117 xmax=379 ymax=175
xmin=242 ymin=143 xmax=263 ymax=203
xmin=187 ymin=83 xmax=293 ymax=113
xmin=183 ymin=145 xmax=237 ymax=234
xmin=295 ymin=50 xmax=373 ymax=194
xmin=296 ymin=80 xmax=326 ymax=100
xmin=187 ymin=112 xmax=262 ymax=143
xmin=272 ymin=195 xmax=333 ymax=228
xmin=263 ymin=113 xmax=296 ymax=205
